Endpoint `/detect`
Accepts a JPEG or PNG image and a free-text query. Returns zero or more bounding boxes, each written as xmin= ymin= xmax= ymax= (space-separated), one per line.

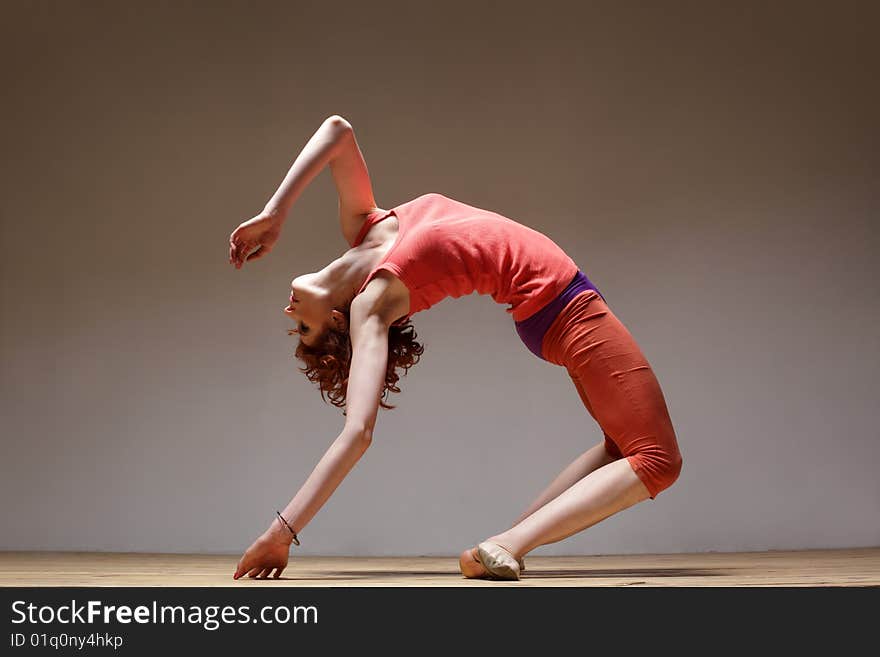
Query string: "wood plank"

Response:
xmin=1 ymin=548 xmax=877 ymax=587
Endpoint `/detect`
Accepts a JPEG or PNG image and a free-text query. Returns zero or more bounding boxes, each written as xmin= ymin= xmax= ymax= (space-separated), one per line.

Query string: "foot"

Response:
xmin=458 ymin=543 xmax=525 ymax=580
xmin=459 ymin=547 xmax=487 ymax=578
xmin=476 ymin=541 xmax=521 ymax=580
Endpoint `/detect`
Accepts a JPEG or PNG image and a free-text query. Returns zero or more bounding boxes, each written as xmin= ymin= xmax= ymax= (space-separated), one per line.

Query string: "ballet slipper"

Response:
xmin=475 ymin=541 xmax=521 ymax=581
xmin=459 ymin=545 xmax=526 ymax=579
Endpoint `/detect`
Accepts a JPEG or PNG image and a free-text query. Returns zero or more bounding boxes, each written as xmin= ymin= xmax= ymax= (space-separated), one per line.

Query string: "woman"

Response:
xmin=228 ymin=115 xmax=683 ymax=581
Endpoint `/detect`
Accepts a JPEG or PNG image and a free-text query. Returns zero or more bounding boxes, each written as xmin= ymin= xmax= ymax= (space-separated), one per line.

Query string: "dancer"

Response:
xmin=229 ymin=115 xmax=682 ymax=581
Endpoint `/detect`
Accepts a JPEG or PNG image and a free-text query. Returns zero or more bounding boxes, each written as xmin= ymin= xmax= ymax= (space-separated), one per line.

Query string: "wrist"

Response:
xmin=265 ymin=512 xmax=299 ymax=546
xmin=261 ymin=204 xmax=288 ymax=225
xmin=264 ymin=520 xmax=293 ymax=546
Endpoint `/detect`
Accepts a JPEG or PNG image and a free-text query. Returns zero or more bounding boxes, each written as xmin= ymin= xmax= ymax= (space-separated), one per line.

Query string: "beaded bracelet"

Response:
xmin=275 ymin=510 xmax=301 ymax=546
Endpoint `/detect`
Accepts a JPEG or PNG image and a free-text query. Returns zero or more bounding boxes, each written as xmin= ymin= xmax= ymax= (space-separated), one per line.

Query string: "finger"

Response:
xmin=237 ymin=243 xmax=253 ymax=268
xmin=246 ymin=246 xmax=270 ymax=262
xmin=273 ymin=566 xmax=284 ymax=579
xmin=233 ymin=561 xmax=247 ymax=580
xmin=257 ymin=567 xmax=272 ymax=579
xmin=246 ymin=566 xmax=262 ymax=578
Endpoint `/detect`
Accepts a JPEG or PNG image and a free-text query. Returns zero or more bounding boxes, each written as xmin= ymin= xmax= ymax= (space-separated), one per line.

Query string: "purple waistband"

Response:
xmin=514 ymin=270 xmax=604 ymax=360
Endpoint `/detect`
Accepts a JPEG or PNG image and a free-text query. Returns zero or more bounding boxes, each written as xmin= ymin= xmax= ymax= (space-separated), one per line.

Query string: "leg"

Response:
xmin=460 ymin=439 xmax=615 ymax=577
xmin=512 ymin=441 xmax=617 ymax=526
xmin=459 ymin=456 xmax=648 ymax=578
xmin=478 ymin=291 xmax=683 ymax=570
xmin=512 ymin=367 xmax=626 ymax=525
xmin=460 ymin=378 xmax=618 ymax=577
xmin=487 ymin=457 xmax=651 ymax=557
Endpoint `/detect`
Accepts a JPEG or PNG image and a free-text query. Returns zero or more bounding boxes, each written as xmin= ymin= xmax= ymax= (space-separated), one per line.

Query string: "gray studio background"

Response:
xmin=2 ymin=2 xmax=878 ymax=556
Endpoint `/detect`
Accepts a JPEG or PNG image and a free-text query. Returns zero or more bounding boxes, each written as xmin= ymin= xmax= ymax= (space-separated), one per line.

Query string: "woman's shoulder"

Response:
xmin=403 ymin=191 xmax=452 ymax=207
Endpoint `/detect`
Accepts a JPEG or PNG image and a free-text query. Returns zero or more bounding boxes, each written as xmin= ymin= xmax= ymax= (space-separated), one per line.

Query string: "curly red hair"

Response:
xmin=290 ymin=307 xmax=425 ymax=414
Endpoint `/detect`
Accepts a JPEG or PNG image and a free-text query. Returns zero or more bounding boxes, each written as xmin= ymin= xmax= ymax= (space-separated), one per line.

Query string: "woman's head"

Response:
xmin=291 ymin=311 xmax=424 ymax=414
xmin=284 ymin=273 xmax=344 ymax=346
xmin=285 ymin=274 xmax=425 ymax=413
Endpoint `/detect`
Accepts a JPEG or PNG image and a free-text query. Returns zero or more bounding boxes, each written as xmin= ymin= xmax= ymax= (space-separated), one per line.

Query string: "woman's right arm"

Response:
xmin=229 ymin=114 xmax=378 ymax=268
xmin=262 ymin=114 xmax=365 ymax=221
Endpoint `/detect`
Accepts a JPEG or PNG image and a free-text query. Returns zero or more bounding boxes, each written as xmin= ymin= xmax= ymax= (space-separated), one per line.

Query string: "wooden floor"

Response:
xmin=1 ymin=548 xmax=877 ymax=587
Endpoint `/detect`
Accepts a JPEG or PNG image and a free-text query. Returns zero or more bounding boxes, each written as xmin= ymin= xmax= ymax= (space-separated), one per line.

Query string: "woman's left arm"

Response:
xmin=273 ymin=304 xmax=390 ymax=535
xmin=233 ymin=292 xmax=392 ymax=579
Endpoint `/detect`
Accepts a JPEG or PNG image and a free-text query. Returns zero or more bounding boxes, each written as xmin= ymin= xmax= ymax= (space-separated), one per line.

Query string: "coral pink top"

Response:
xmin=352 ymin=192 xmax=579 ymax=326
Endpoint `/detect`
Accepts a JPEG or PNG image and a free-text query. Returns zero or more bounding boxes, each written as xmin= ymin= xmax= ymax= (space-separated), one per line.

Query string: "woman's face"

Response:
xmin=283 ymin=273 xmax=333 ymax=346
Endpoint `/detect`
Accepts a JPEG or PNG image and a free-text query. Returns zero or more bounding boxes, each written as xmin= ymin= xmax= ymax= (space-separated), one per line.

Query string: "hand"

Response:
xmin=229 ymin=211 xmax=283 ymax=269
xmin=232 ymin=526 xmax=291 ymax=580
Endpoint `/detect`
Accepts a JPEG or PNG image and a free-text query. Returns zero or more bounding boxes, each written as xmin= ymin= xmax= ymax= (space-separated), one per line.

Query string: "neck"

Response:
xmin=314 ymin=249 xmax=371 ymax=310
xmin=311 ymin=218 xmax=397 ymax=309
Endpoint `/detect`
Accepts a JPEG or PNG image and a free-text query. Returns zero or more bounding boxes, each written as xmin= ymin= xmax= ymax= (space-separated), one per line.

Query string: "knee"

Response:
xmin=638 ymin=444 xmax=682 ymax=498
xmin=665 ymin=449 xmax=683 ymax=488
xmin=656 ymin=445 xmax=682 ymax=494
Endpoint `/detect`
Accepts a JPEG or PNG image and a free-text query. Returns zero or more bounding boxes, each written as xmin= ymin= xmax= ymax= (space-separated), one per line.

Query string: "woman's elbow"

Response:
xmin=343 ymin=422 xmax=373 ymax=447
xmin=325 ymin=114 xmax=353 ymax=135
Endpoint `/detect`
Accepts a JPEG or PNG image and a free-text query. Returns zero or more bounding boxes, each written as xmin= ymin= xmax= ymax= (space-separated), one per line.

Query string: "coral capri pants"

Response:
xmin=540 ymin=289 xmax=683 ymax=499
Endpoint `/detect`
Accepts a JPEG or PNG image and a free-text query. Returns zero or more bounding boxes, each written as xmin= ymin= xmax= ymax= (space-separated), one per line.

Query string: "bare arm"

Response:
xmin=233 ymin=289 xmax=393 ymax=578
xmin=264 ymin=114 xmax=376 ymax=243
xmin=229 ymin=114 xmax=381 ymax=267
xmin=271 ymin=295 xmax=390 ymax=533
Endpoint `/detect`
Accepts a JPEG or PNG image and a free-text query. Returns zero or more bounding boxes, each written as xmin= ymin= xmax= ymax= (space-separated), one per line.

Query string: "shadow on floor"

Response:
xmin=521 ymin=567 xmax=727 ymax=578
xmin=274 ymin=571 xmax=454 ymax=581
xmin=270 ymin=567 xmax=728 ymax=581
